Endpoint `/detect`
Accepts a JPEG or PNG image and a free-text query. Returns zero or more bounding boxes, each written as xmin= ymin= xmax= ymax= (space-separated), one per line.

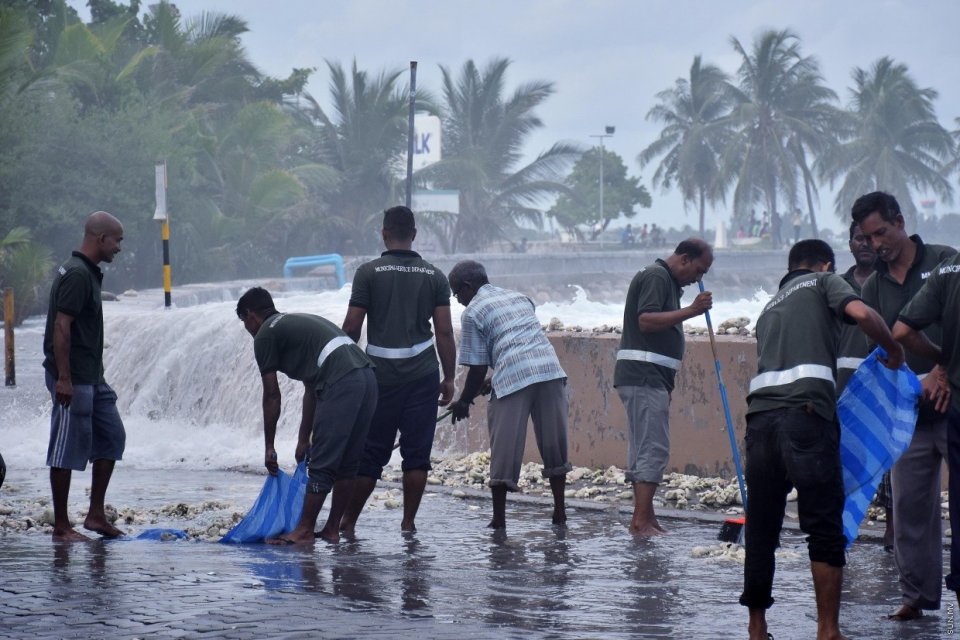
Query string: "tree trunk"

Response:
xmin=799 ymin=161 xmax=820 ymax=239
xmin=698 ymin=188 xmax=706 ymax=237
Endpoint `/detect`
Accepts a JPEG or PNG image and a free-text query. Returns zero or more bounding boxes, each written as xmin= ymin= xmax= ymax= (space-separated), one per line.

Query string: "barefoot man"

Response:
xmin=613 ymin=238 xmax=714 ymax=535
xmin=448 ymin=260 xmax=571 ymax=530
xmin=43 ymin=211 xmax=126 ymax=541
xmin=237 ymin=287 xmax=377 ymax=545
xmin=741 ymin=239 xmax=903 ymax=640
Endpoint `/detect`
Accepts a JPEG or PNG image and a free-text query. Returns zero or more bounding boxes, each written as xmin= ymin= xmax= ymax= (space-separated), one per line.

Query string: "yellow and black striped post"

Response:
xmin=161 ymin=218 xmax=171 ymax=307
xmin=153 ymin=161 xmax=172 ymax=308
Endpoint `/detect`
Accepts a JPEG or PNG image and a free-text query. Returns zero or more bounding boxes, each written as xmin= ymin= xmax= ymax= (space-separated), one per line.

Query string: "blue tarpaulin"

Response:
xmin=838 ymin=347 xmax=920 ymax=546
xmin=220 ymin=462 xmax=307 ymax=544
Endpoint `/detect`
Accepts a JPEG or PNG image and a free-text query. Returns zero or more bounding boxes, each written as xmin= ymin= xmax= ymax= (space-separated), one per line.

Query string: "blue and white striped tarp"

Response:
xmin=838 ymin=347 xmax=920 ymax=547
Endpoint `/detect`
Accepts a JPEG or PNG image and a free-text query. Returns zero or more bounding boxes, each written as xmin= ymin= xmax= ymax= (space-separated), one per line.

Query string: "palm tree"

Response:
xmin=818 ymin=57 xmax=955 ymax=223
xmin=723 ymin=29 xmax=839 ymax=247
xmin=640 ymin=55 xmax=732 ymax=236
xmin=424 ymin=58 xmax=580 ymax=253
xmin=290 ymin=60 xmax=413 ymax=254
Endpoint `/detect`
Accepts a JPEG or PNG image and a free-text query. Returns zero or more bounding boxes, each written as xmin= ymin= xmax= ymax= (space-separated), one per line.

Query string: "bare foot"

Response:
xmin=83 ymin=517 xmax=124 ymax=538
xmin=266 ymin=529 xmax=315 ymax=545
xmin=400 ymin=519 xmax=416 ymax=533
xmin=52 ymin=527 xmax=91 ymax=542
xmin=315 ymin=526 xmax=339 ymax=544
xmin=629 ymin=519 xmax=666 ymax=536
xmin=552 ymin=507 xmax=566 ymax=526
xmin=887 ymin=604 xmax=923 ymax=621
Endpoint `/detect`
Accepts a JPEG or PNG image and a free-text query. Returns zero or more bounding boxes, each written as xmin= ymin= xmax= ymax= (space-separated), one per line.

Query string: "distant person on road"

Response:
xmin=853 ymin=191 xmax=956 ymax=621
xmin=614 ymin=238 xmax=714 ymax=536
xmin=43 ymin=211 xmax=126 ymax=542
xmin=620 ymin=224 xmax=636 ymax=246
xmin=447 ymin=260 xmax=571 ymax=530
xmin=237 ymin=287 xmax=377 ymax=545
xmin=339 ymin=206 xmax=456 ymax=535
xmin=741 ymin=239 xmax=904 ymax=640
xmin=792 ymin=209 xmax=804 ymax=244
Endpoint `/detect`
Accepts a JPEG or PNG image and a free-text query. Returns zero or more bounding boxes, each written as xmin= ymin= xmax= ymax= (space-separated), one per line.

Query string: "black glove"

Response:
xmin=451 ymin=398 xmax=471 ymax=423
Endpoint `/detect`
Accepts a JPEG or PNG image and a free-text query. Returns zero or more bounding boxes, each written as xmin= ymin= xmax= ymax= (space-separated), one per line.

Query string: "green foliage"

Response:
xmin=817 ymin=57 xmax=955 ymax=223
xmin=640 ymin=55 xmax=733 ymax=236
xmin=424 ymin=58 xmax=580 ymax=252
xmin=0 ymin=227 xmax=53 ymax=325
xmin=548 ymin=148 xmax=650 ymax=239
xmin=722 ymin=29 xmax=839 ymax=247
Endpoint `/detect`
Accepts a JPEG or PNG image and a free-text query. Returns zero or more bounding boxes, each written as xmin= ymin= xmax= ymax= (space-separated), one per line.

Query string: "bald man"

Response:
xmin=614 ymin=238 xmax=714 ymax=535
xmin=42 ymin=211 xmax=126 ymax=541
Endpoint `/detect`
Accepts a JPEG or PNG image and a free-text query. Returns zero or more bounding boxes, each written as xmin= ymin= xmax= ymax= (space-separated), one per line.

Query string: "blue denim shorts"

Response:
xmin=45 ymin=371 xmax=125 ymax=471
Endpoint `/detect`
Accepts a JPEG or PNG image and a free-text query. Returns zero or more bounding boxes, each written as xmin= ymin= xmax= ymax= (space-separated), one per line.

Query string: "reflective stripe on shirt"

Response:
xmin=749 ymin=363 xmax=835 ymax=394
xmin=365 ymin=337 xmax=433 ymax=360
xmin=836 ymin=357 xmax=864 ymax=371
xmin=317 ymin=336 xmax=355 ymax=369
xmin=616 ymin=349 xmax=681 ymax=370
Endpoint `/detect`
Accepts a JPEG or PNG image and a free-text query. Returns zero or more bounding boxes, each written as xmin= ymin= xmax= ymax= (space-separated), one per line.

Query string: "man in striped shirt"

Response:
xmin=613 ymin=238 xmax=714 ymax=536
xmin=448 ymin=260 xmax=572 ymax=530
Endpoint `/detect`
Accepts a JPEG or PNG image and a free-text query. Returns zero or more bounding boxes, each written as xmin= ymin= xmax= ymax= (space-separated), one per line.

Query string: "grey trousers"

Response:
xmin=892 ymin=414 xmax=948 ymax=610
xmin=487 ymin=378 xmax=572 ymax=491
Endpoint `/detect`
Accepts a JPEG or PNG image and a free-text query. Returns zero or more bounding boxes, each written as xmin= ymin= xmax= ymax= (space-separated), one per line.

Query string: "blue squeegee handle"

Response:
xmin=699 ymin=280 xmax=748 ymax=512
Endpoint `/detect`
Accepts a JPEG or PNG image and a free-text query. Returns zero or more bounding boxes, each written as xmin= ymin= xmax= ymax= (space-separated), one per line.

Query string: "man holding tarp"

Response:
xmin=237 ymin=287 xmax=377 ymax=545
xmin=852 ymin=191 xmax=956 ymax=621
xmin=740 ymin=239 xmax=903 ymax=640
xmin=894 ymin=251 xmax=960 ymax=605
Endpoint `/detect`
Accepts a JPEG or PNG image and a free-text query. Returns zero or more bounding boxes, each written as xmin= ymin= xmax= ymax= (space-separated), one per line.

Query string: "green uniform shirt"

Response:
xmin=614 ymin=259 xmax=685 ymax=392
xmin=898 ymin=253 xmax=960 ymax=404
xmin=860 ymin=235 xmax=956 ymax=377
xmin=747 ymin=270 xmax=859 ymax=422
xmin=42 ymin=252 xmax=105 ymax=384
xmin=253 ymin=312 xmax=371 ymax=391
xmin=836 ymin=266 xmax=871 ymax=393
xmin=348 ymin=250 xmax=450 ymax=385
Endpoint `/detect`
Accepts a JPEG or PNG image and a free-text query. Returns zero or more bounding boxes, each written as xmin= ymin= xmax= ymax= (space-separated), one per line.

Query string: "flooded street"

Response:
xmin=0 ymin=468 xmax=953 ymax=639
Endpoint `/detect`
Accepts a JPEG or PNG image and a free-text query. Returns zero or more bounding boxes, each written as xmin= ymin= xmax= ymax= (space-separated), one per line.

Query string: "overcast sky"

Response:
xmin=71 ymin=0 xmax=960 ymax=233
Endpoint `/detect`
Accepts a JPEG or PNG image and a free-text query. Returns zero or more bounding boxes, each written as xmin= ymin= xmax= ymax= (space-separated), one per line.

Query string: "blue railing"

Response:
xmin=282 ymin=254 xmax=345 ymax=288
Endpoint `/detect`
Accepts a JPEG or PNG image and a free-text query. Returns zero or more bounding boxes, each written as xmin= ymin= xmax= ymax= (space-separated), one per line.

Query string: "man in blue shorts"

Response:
xmin=43 ymin=211 xmax=126 ymax=542
xmin=340 ymin=206 xmax=456 ymax=534
xmin=238 ymin=287 xmax=377 ymax=545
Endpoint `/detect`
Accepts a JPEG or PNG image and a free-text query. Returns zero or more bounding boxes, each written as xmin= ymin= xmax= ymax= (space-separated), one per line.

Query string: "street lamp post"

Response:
xmin=588 ymin=126 xmax=615 ymax=232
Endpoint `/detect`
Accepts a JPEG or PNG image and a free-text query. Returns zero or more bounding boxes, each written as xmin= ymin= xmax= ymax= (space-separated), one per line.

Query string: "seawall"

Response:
xmin=435 ymin=333 xmax=756 ymax=481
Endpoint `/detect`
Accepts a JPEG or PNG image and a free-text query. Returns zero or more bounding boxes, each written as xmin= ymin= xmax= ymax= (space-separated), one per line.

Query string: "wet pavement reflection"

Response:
xmin=0 ymin=469 xmax=954 ymax=639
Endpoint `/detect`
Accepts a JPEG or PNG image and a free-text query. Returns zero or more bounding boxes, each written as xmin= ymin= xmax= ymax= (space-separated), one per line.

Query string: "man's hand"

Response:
xmin=451 ymin=399 xmax=471 ymax=424
xmin=878 ymin=343 xmax=905 ymax=372
xmin=54 ymin=378 xmax=73 ymax=406
xmin=479 ymin=377 xmax=493 ymax=396
xmin=688 ymin=291 xmax=713 ymax=316
xmin=265 ymin=447 xmax=279 ymax=476
xmin=920 ymin=366 xmax=951 ymax=414
xmin=294 ymin=439 xmax=309 ymax=465
xmin=438 ymin=377 xmax=454 ymax=407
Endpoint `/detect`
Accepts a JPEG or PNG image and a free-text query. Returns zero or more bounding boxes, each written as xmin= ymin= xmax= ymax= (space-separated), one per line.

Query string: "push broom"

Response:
xmin=699 ymin=280 xmax=748 ymax=544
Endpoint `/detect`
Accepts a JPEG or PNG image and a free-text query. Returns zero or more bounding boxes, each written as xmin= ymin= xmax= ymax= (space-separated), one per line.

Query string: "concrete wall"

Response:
xmin=345 ymin=249 xmax=851 ymax=303
xmin=434 ymin=333 xmax=757 ymax=481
